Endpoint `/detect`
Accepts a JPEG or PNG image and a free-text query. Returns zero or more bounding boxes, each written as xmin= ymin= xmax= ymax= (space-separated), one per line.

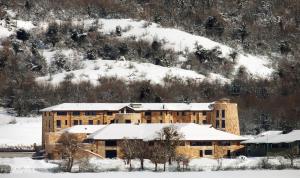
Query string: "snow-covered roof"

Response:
xmin=241 ymin=130 xmax=300 ymax=144
xmin=59 ymin=125 xmax=106 ymax=134
xmin=87 ymin=123 xmax=246 ymax=141
xmin=41 ymin=103 xmax=213 ymax=112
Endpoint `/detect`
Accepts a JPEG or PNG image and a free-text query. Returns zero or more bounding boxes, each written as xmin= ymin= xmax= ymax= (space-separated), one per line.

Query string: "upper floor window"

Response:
xmin=219 ymin=141 xmax=230 ymax=146
xmin=160 ymin=112 xmax=163 ymax=116
xmin=190 ymin=141 xmax=212 ymax=146
xmin=105 ymin=140 xmax=117 ymax=147
xmin=222 ymin=110 xmax=225 ymax=118
xmin=221 ymin=120 xmax=226 ymax=128
xmin=216 ymin=110 xmax=219 ymax=118
xmin=85 ymin=111 xmax=97 ymax=116
xmin=56 ymin=120 xmax=61 ymax=128
xmin=72 ymin=111 xmax=80 ymax=116
xmin=57 ymin=111 xmax=67 ymax=116
xmin=65 ymin=120 xmax=68 ymax=125
xmin=145 ymin=111 xmax=151 ymax=116
xmin=107 ymin=112 xmax=113 ymax=116
xmin=216 ymin=120 xmax=220 ymax=128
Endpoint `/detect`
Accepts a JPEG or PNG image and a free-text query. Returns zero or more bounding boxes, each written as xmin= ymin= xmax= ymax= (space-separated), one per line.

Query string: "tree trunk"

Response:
xmin=140 ymin=159 xmax=144 ymax=170
xmin=155 ymin=163 xmax=157 ymax=171
xmin=129 ymin=160 xmax=132 ymax=171
xmin=168 ymin=157 xmax=172 ymax=165
xmin=163 ymin=163 xmax=166 ymax=171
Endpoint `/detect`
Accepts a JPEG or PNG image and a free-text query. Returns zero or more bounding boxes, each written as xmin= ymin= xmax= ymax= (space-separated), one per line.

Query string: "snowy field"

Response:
xmin=0 ymin=108 xmax=41 ymax=148
xmin=0 ymin=157 xmax=299 ymax=173
xmin=1 ymin=170 xmax=300 ymax=178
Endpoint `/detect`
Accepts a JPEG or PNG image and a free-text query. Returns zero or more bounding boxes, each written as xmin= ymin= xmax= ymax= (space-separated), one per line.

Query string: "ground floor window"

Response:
xmin=205 ymin=150 xmax=213 ymax=155
xmin=73 ymin=120 xmax=78 ymax=125
xmin=125 ymin=119 xmax=131 ymax=123
xmin=199 ymin=150 xmax=203 ymax=157
xmin=56 ymin=120 xmax=61 ymax=128
xmin=147 ymin=119 xmax=151 ymax=123
xmin=88 ymin=120 xmax=93 ymax=125
xmin=105 ymin=150 xmax=117 ymax=158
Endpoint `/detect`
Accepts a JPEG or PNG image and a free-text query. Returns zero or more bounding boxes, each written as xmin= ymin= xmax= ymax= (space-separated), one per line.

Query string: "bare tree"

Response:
xmin=57 ymin=133 xmax=82 ymax=172
xmin=119 ymin=138 xmax=136 ymax=171
xmin=149 ymin=143 xmax=168 ymax=171
xmin=133 ymin=140 xmax=149 ymax=170
xmin=156 ymin=125 xmax=184 ymax=165
xmin=175 ymin=154 xmax=190 ymax=171
xmin=282 ymin=147 xmax=298 ymax=167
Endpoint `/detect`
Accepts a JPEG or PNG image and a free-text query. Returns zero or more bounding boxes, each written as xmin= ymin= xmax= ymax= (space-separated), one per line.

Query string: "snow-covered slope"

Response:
xmin=37 ymin=59 xmax=228 ymax=85
xmin=98 ymin=19 xmax=274 ymax=77
xmin=0 ymin=108 xmax=41 ymax=148
xmin=1 ymin=10 xmax=274 ymax=85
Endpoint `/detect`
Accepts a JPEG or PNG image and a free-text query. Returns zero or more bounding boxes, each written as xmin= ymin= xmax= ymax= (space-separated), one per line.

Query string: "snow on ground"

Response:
xmin=36 ymin=59 xmax=208 ymax=85
xmin=0 ymin=157 xmax=300 ymax=177
xmin=0 ymin=108 xmax=42 ymax=148
xmin=2 ymin=171 xmax=300 ymax=178
xmin=0 ymin=19 xmax=35 ymax=40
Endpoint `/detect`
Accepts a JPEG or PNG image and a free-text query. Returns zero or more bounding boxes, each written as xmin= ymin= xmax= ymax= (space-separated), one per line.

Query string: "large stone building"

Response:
xmin=41 ymin=98 xmax=244 ymax=159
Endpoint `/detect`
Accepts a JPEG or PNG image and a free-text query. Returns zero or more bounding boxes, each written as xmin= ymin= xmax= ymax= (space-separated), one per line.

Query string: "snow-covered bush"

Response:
xmin=0 ymin=165 xmax=11 ymax=174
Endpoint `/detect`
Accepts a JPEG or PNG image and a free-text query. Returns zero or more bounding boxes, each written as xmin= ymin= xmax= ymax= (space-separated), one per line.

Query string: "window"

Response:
xmin=148 ymin=141 xmax=154 ymax=146
xmin=73 ymin=120 xmax=79 ymax=125
xmin=107 ymin=112 xmax=113 ymax=116
xmin=65 ymin=120 xmax=68 ymax=125
xmin=160 ymin=120 xmax=163 ymax=123
xmin=145 ymin=112 xmax=151 ymax=116
xmin=97 ymin=120 xmax=100 ymax=125
xmin=216 ymin=110 xmax=219 ymax=118
xmin=170 ymin=120 xmax=173 ymax=123
xmin=216 ymin=120 xmax=220 ymax=128
xmin=110 ymin=120 xmax=115 ymax=124
xmin=193 ymin=112 xmax=196 ymax=115
xmin=105 ymin=150 xmax=117 ymax=158
xmin=190 ymin=141 xmax=212 ymax=146
xmin=205 ymin=150 xmax=213 ymax=155
xmin=125 ymin=120 xmax=131 ymax=124
xmin=203 ymin=111 xmax=207 ymax=116
xmin=221 ymin=120 xmax=225 ymax=128
xmin=219 ymin=141 xmax=230 ymax=146
xmin=56 ymin=120 xmax=61 ymax=128
xmin=193 ymin=120 xmax=196 ymax=123
xmin=105 ymin=140 xmax=117 ymax=147
xmin=177 ymin=112 xmax=181 ymax=116
xmin=79 ymin=120 xmax=82 ymax=125
xmin=147 ymin=119 xmax=151 ymax=123
xmin=85 ymin=111 xmax=96 ymax=116
xmin=203 ymin=120 xmax=207 ymax=124
xmin=222 ymin=110 xmax=225 ymax=118
xmin=72 ymin=111 xmax=80 ymax=116
xmin=88 ymin=120 xmax=93 ymax=125
xmin=57 ymin=112 xmax=67 ymax=116
xmin=160 ymin=112 xmax=163 ymax=116
xmin=199 ymin=150 xmax=203 ymax=157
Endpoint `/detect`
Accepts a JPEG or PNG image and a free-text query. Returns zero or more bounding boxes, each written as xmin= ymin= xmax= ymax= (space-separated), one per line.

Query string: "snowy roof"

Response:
xmin=59 ymin=125 xmax=106 ymax=134
xmin=241 ymin=130 xmax=300 ymax=144
xmin=87 ymin=123 xmax=247 ymax=141
xmin=41 ymin=103 xmax=213 ymax=112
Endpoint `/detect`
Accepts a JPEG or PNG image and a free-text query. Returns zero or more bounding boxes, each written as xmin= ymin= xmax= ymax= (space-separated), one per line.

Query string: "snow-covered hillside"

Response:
xmin=0 ymin=9 xmax=275 ymax=85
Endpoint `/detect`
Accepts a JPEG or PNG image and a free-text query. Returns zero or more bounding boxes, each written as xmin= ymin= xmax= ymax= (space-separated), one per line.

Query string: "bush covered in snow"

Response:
xmin=0 ymin=164 xmax=11 ymax=174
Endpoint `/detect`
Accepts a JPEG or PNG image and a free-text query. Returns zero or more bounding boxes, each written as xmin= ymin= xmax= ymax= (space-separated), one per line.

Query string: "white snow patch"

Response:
xmin=36 ymin=59 xmax=206 ymax=85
